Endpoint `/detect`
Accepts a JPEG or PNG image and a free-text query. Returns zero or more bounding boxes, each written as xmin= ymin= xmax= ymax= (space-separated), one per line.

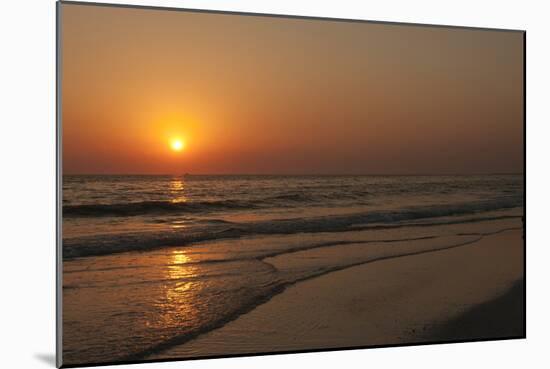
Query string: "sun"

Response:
xmin=170 ymin=138 xmax=185 ymax=152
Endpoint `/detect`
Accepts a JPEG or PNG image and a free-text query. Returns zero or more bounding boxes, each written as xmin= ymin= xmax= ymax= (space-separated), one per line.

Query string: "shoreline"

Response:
xmin=61 ymin=216 xmax=524 ymax=365
xmin=151 ymin=229 xmax=524 ymax=359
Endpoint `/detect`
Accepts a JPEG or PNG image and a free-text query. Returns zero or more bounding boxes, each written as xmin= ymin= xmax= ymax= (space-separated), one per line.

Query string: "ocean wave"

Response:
xmin=63 ymin=199 xmax=257 ymax=217
xmin=62 ymin=197 xmax=523 ymax=259
xmin=63 ymin=191 xmax=365 ymax=218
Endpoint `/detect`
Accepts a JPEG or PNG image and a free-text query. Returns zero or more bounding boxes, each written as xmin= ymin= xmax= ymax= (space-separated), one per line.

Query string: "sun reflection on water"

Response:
xmin=167 ymin=250 xmax=196 ymax=280
xmin=169 ymin=178 xmax=188 ymax=204
xmin=169 ymin=219 xmax=189 ymax=230
xmin=170 ymin=178 xmax=184 ymax=192
xmin=146 ymin=249 xmax=201 ymax=330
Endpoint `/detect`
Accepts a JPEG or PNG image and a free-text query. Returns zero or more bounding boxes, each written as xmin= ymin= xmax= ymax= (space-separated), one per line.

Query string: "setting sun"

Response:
xmin=170 ymin=138 xmax=185 ymax=152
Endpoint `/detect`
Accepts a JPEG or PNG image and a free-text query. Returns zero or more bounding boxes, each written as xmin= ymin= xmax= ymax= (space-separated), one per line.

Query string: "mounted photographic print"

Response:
xmin=57 ymin=1 xmax=525 ymax=367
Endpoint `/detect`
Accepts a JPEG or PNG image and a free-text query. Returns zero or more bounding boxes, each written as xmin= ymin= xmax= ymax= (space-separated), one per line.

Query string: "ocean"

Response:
xmin=62 ymin=175 xmax=524 ymax=364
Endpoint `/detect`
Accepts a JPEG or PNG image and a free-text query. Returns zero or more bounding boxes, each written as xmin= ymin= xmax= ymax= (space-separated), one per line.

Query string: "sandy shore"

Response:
xmin=153 ymin=228 xmax=524 ymax=359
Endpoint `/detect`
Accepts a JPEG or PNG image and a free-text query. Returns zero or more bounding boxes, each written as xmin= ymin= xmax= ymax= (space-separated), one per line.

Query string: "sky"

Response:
xmin=61 ymin=3 xmax=524 ymax=175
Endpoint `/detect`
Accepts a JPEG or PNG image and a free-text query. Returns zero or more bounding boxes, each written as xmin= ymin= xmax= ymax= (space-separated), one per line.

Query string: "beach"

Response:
xmin=57 ymin=6 xmax=525 ymax=366
xmin=61 ymin=175 xmax=524 ymax=365
xmin=151 ymin=228 xmax=524 ymax=359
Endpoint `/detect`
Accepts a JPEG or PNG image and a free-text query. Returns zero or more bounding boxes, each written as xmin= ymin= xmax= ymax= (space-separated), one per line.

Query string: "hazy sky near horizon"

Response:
xmin=61 ymin=3 xmax=524 ymax=175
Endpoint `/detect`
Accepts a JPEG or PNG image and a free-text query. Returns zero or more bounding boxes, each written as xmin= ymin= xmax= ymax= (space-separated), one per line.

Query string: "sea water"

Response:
xmin=62 ymin=175 xmax=523 ymax=364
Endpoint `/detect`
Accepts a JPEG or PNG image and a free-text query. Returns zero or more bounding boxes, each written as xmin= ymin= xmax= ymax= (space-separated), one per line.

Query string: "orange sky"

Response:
xmin=61 ymin=3 xmax=524 ymax=175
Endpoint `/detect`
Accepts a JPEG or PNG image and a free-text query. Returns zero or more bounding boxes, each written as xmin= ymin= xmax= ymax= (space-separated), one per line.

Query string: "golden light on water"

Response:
xmin=169 ymin=178 xmax=187 ymax=205
xmin=144 ymin=249 xmax=200 ymax=330
xmin=169 ymin=250 xmax=193 ymax=272
xmin=169 ymin=178 xmax=184 ymax=192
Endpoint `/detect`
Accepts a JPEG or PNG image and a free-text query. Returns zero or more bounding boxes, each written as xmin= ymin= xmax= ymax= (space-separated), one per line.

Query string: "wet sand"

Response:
xmin=153 ymin=229 xmax=524 ymax=358
xmin=430 ymin=279 xmax=524 ymax=341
